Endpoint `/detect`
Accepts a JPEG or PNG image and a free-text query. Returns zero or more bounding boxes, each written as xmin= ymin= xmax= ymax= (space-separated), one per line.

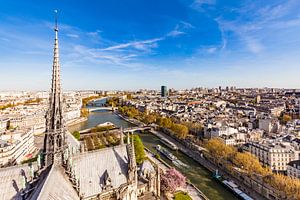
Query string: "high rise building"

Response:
xmin=161 ymin=85 xmax=168 ymax=97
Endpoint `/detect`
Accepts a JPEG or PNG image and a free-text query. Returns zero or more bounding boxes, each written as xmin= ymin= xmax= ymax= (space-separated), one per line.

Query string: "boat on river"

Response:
xmin=222 ymin=180 xmax=253 ymax=200
xmin=156 ymin=145 xmax=177 ymax=161
xmin=160 ymin=137 xmax=178 ymax=150
xmin=213 ymin=170 xmax=253 ymax=200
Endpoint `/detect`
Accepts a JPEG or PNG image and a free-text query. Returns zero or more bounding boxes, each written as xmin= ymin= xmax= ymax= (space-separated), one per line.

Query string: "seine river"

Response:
xmin=68 ymin=99 xmax=238 ymax=200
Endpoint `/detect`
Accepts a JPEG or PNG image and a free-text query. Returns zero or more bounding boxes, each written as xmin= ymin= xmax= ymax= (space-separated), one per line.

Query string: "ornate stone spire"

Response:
xmin=43 ymin=10 xmax=66 ymax=167
xmin=127 ymin=132 xmax=137 ymax=183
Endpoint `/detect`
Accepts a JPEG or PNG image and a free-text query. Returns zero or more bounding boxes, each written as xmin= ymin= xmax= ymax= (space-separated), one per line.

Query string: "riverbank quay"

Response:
xmin=90 ymin=97 xmax=107 ymax=103
xmin=66 ymin=117 xmax=87 ymax=127
xmin=145 ymin=148 xmax=209 ymax=200
xmin=78 ymin=122 xmax=116 ymax=134
xmin=85 ymin=96 xmax=108 ymax=106
xmin=152 ymin=129 xmax=279 ymax=200
xmin=117 ymin=112 xmax=145 ymax=126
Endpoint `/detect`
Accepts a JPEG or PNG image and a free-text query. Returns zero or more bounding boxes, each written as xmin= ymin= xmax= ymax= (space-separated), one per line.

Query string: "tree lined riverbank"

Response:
xmin=68 ymin=99 xmax=238 ymax=200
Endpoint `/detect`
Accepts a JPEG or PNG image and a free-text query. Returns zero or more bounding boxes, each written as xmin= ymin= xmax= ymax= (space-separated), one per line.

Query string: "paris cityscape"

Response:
xmin=1 ymin=1 xmax=300 ymax=200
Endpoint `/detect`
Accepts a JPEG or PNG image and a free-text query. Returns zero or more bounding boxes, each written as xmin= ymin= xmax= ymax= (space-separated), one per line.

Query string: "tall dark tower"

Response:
xmin=43 ymin=10 xmax=66 ymax=167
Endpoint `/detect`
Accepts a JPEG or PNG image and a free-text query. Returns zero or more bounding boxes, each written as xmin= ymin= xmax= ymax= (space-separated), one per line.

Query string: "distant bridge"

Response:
xmin=87 ymin=107 xmax=115 ymax=112
xmin=123 ymin=126 xmax=152 ymax=133
xmin=79 ymin=126 xmax=152 ymax=135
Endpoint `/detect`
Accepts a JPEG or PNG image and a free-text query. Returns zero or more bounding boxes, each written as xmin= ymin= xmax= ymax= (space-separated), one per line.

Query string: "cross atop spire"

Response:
xmin=43 ymin=10 xmax=66 ymax=167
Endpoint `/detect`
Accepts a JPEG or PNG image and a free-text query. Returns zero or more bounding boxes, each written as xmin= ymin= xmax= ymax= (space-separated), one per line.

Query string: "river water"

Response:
xmin=68 ymin=99 xmax=238 ymax=200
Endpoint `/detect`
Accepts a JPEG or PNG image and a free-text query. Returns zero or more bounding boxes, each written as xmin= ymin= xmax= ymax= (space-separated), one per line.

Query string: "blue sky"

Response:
xmin=1 ymin=0 xmax=300 ymax=90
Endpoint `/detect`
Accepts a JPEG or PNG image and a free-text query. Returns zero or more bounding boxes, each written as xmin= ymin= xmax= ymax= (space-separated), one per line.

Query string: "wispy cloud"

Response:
xmin=191 ymin=0 xmax=216 ymax=11
xmin=87 ymin=30 xmax=102 ymax=36
xmin=101 ymin=37 xmax=163 ymax=51
xmin=244 ymin=37 xmax=263 ymax=53
xmin=167 ymin=25 xmax=185 ymax=37
xmin=180 ymin=21 xmax=195 ymax=29
xmin=167 ymin=30 xmax=185 ymax=37
xmin=214 ymin=0 xmax=300 ymax=54
xmin=206 ymin=47 xmax=217 ymax=53
xmin=66 ymin=33 xmax=79 ymax=38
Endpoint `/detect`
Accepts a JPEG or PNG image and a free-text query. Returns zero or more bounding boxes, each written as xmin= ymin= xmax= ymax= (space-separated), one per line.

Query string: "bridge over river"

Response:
xmin=87 ymin=106 xmax=115 ymax=112
xmin=79 ymin=125 xmax=152 ymax=134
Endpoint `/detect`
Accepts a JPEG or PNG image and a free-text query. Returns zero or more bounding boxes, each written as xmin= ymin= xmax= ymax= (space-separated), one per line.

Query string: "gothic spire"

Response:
xmin=43 ymin=10 xmax=66 ymax=167
xmin=127 ymin=131 xmax=137 ymax=183
xmin=131 ymin=132 xmax=136 ymax=168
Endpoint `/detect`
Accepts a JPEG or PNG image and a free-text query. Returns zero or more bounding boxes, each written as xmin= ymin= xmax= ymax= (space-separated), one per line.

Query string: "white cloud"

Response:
xmin=180 ymin=21 xmax=195 ymax=29
xmin=191 ymin=0 xmax=216 ymax=10
xmin=101 ymin=37 xmax=163 ymax=51
xmin=66 ymin=33 xmax=79 ymax=38
xmin=167 ymin=30 xmax=185 ymax=37
xmin=214 ymin=0 xmax=300 ymax=54
xmin=87 ymin=30 xmax=102 ymax=36
xmin=207 ymin=47 xmax=217 ymax=53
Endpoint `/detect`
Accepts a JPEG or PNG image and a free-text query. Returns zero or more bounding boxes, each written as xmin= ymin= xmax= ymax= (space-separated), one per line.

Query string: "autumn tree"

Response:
xmin=204 ymin=138 xmax=235 ymax=163
xmin=143 ymin=114 xmax=157 ymax=124
xmin=183 ymin=122 xmax=203 ymax=135
xmin=232 ymin=152 xmax=268 ymax=175
xmin=158 ymin=117 xmax=173 ymax=128
xmin=280 ymin=114 xmax=292 ymax=124
xmin=171 ymin=123 xmax=189 ymax=139
xmin=80 ymin=108 xmax=89 ymax=117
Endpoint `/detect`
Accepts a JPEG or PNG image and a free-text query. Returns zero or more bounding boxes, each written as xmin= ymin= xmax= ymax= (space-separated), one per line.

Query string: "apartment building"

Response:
xmin=248 ymin=141 xmax=297 ymax=172
xmin=287 ymin=160 xmax=300 ymax=179
xmin=0 ymin=129 xmax=35 ymax=166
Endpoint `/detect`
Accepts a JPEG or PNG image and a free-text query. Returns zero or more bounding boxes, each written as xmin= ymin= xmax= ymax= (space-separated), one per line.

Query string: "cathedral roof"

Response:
xmin=0 ymin=163 xmax=37 ymax=200
xmin=33 ymin=165 xmax=79 ymax=200
xmin=72 ymin=145 xmax=129 ymax=198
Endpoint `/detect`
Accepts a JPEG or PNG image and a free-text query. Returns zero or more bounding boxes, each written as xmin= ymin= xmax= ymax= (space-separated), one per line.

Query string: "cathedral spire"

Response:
xmin=43 ymin=10 xmax=66 ymax=167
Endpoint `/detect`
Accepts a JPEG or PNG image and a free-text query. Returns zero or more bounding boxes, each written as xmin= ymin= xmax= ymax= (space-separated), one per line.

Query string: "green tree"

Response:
xmin=132 ymin=135 xmax=146 ymax=164
xmin=174 ymin=192 xmax=192 ymax=200
xmin=72 ymin=131 xmax=81 ymax=140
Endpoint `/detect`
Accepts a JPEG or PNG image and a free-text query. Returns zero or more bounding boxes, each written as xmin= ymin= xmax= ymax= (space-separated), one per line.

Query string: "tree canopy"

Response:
xmin=72 ymin=131 xmax=80 ymax=140
xmin=174 ymin=192 xmax=192 ymax=200
xmin=204 ymin=138 xmax=300 ymax=199
xmin=161 ymin=168 xmax=186 ymax=193
xmin=132 ymin=135 xmax=147 ymax=164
